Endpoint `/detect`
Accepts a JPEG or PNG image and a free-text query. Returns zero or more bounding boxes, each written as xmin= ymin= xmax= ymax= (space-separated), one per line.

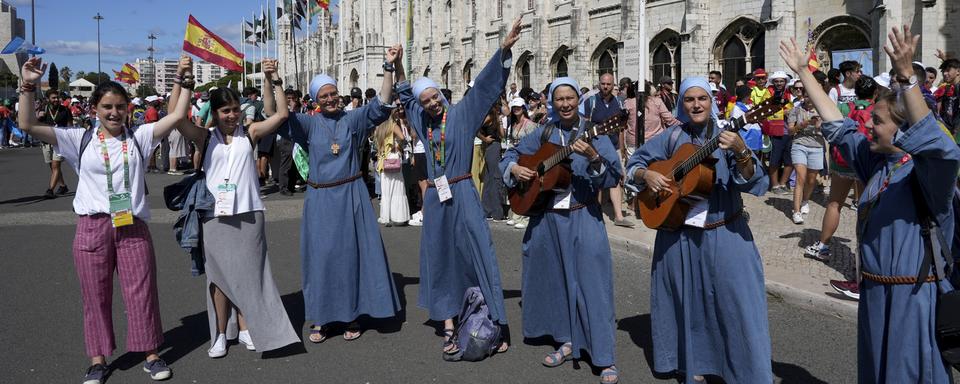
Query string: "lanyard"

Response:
xmin=558 ymin=125 xmax=579 ymax=146
xmin=428 ymin=108 xmax=448 ymax=169
xmin=97 ymin=126 xmax=130 ymax=195
xmin=857 ymin=153 xmax=911 ymax=237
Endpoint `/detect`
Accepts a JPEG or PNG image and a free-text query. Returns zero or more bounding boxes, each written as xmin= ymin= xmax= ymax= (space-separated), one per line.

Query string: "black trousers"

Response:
xmin=276 ymin=137 xmax=297 ymax=192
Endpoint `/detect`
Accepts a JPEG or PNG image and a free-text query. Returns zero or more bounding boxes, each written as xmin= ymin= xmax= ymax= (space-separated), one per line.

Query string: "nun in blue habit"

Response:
xmin=500 ymin=77 xmax=622 ymax=383
xmin=277 ymin=60 xmax=401 ymax=342
xmin=391 ymin=18 xmax=523 ymax=354
xmin=624 ymin=77 xmax=772 ymax=383
xmin=779 ymin=30 xmax=960 ymax=383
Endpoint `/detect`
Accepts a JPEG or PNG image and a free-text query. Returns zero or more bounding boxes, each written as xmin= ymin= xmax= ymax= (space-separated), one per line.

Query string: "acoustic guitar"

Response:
xmin=509 ymin=111 xmax=627 ymax=216
xmin=635 ymin=99 xmax=782 ymax=230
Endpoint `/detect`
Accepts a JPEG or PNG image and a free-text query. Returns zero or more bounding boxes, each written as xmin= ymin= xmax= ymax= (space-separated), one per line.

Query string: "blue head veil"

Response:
xmin=308 ymin=74 xmax=337 ymax=101
xmin=411 ymin=78 xmax=450 ymax=107
xmin=675 ymin=77 xmax=720 ymax=124
xmin=546 ymin=77 xmax=585 ymax=123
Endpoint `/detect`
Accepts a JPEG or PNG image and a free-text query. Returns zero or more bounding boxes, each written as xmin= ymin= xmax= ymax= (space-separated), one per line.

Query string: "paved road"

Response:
xmin=0 ymin=147 xmax=858 ymax=383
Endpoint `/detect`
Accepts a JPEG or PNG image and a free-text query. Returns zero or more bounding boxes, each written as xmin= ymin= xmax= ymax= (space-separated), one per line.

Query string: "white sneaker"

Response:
xmin=411 ymin=211 xmax=422 ymax=220
xmin=208 ymin=333 xmax=227 ymax=358
xmin=409 ymin=217 xmax=423 ymax=226
xmin=800 ymin=201 xmax=810 ymax=214
xmin=514 ymin=222 xmax=527 ymax=229
xmin=377 ymin=217 xmax=389 ymax=225
xmin=792 ymin=211 xmax=804 ymax=224
xmin=505 ymin=219 xmax=515 ymax=226
xmin=238 ymin=330 xmax=256 ymax=351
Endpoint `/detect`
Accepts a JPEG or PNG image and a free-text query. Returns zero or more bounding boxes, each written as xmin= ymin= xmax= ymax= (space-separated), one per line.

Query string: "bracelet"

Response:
xmin=19 ymin=83 xmax=36 ymax=93
xmin=589 ymin=153 xmax=601 ymax=163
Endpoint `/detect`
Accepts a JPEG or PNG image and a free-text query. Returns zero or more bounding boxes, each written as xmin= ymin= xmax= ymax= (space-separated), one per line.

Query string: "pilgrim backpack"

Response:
xmin=832 ymin=102 xmax=874 ymax=168
xmin=442 ymin=287 xmax=502 ymax=362
xmin=909 ymin=176 xmax=960 ymax=368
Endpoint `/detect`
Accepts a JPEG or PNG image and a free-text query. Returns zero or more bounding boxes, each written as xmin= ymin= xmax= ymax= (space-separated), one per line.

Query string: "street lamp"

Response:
xmin=93 ymin=13 xmax=103 ymax=85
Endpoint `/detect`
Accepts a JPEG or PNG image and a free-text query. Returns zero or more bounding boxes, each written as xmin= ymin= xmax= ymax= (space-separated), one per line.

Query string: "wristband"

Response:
xmin=589 ymin=154 xmax=601 ymax=163
xmin=19 ymin=83 xmax=36 ymax=93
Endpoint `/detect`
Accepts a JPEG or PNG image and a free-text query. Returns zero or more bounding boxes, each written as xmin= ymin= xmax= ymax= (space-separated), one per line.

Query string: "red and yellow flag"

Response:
xmin=807 ymin=51 xmax=820 ymax=73
xmin=316 ymin=0 xmax=330 ymax=11
xmin=113 ymin=63 xmax=140 ymax=84
xmin=183 ymin=15 xmax=244 ymax=72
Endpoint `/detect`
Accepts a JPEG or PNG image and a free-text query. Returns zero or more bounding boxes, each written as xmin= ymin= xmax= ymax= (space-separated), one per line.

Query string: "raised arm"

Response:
xmin=16 ymin=58 xmax=56 ymax=144
xmin=166 ymin=55 xmax=206 ymax=143
xmin=380 ymin=45 xmax=400 ymax=105
xmin=456 ymin=16 xmax=522 ymax=136
xmin=884 ymin=25 xmax=928 ymax=126
xmin=779 ymin=38 xmax=842 ymax=122
xmin=249 ymin=59 xmax=289 ymax=142
xmin=152 ymin=74 xmax=194 ymax=141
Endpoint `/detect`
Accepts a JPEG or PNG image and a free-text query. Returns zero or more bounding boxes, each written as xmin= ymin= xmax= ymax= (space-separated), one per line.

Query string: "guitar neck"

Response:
xmin=672 ymin=116 xmax=747 ymax=179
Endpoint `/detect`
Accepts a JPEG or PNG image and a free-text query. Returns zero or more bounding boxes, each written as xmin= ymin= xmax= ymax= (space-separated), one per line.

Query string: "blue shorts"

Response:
xmin=768 ymin=135 xmax=792 ymax=168
xmin=790 ymin=144 xmax=824 ymax=170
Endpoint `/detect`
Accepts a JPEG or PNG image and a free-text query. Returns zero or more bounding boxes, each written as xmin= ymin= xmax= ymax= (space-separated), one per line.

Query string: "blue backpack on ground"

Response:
xmin=443 ymin=287 xmax=502 ymax=362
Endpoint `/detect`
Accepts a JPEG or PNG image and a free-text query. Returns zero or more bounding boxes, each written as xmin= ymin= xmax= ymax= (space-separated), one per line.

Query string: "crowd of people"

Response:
xmin=13 ymin=14 xmax=960 ymax=383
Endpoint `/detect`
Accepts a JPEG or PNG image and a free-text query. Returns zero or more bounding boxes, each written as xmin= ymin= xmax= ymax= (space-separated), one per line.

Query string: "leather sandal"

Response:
xmin=600 ymin=366 xmax=619 ymax=384
xmin=308 ymin=324 xmax=327 ymax=343
xmin=542 ymin=343 xmax=572 ymax=367
xmin=442 ymin=328 xmax=459 ymax=355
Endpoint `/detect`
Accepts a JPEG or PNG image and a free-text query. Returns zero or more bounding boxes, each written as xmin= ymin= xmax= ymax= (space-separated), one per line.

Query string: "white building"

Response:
xmin=280 ymin=0 xmax=960 ymax=99
xmin=0 ymin=1 xmax=25 ymax=76
xmin=133 ymin=58 xmax=227 ymax=94
xmin=68 ymin=78 xmax=95 ymax=98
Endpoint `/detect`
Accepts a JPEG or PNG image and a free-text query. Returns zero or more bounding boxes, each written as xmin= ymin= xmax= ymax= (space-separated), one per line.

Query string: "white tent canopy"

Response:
xmin=68 ymin=78 xmax=96 ymax=98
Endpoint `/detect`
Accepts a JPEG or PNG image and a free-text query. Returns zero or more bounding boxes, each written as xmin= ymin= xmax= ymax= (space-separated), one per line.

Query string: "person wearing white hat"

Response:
xmin=503 ymin=97 xmax=537 ymax=229
xmin=760 ymin=70 xmax=795 ymax=195
xmin=873 ymin=73 xmax=892 ymax=89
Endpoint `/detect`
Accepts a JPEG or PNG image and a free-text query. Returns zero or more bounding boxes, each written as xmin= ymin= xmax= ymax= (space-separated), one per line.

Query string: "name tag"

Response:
xmin=215 ymin=183 xmax=238 ymax=217
xmin=109 ymin=192 xmax=134 ymax=228
xmin=434 ymin=175 xmax=453 ymax=203
xmin=683 ymin=197 xmax=709 ymax=228
xmin=553 ymin=191 xmax=572 ymax=209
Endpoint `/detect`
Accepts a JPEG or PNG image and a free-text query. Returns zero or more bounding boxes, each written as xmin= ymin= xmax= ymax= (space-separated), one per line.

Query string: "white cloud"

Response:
xmin=41 ymin=40 xmax=180 ymax=59
xmin=210 ymin=23 xmax=243 ymax=46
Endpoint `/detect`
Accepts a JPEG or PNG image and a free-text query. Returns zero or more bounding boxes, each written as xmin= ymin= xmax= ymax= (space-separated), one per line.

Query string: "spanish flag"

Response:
xmin=807 ymin=51 xmax=819 ymax=73
xmin=183 ymin=15 xmax=243 ymax=72
xmin=113 ymin=64 xmax=140 ymax=84
xmin=316 ymin=0 xmax=330 ymax=11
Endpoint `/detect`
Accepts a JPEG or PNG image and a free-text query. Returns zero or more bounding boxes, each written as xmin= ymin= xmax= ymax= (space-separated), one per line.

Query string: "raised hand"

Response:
xmin=386 ymin=44 xmax=402 ymax=64
xmin=778 ymin=38 xmax=807 ymax=75
xmin=177 ymin=55 xmax=193 ymax=76
xmin=936 ymin=48 xmax=948 ymax=62
xmin=21 ymin=57 xmax=46 ymax=83
xmin=501 ymin=16 xmax=523 ymax=51
xmin=262 ymin=59 xmax=277 ymax=76
xmin=883 ymin=25 xmax=920 ymax=78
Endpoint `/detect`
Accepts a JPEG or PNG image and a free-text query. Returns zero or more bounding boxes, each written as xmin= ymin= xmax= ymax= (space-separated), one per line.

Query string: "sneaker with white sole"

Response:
xmin=83 ymin=363 xmax=109 ymax=384
xmin=514 ymin=222 xmax=527 ymax=229
xmin=142 ymin=358 xmax=172 ymax=380
xmin=792 ymin=211 xmax=804 ymax=224
xmin=238 ymin=330 xmax=256 ymax=351
xmin=505 ymin=219 xmax=515 ymax=226
xmin=208 ymin=333 xmax=227 ymax=358
xmin=803 ymin=241 xmax=831 ymax=261
xmin=800 ymin=201 xmax=810 ymax=214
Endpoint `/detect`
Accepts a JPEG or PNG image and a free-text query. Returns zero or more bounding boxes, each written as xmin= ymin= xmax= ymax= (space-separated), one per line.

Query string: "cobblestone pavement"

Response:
xmin=605 ymin=185 xmax=862 ymax=319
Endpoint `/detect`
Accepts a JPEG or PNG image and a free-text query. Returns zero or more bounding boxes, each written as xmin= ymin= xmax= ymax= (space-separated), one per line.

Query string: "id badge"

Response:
xmin=434 ymin=175 xmax=453 ymax=203
xmin=108 ymin=192 xmax=134 ymax=228
xmin=553 ymin=191 xmax=572 ymax=210
xmin=215 ymin=183 xmax=238 ymax=217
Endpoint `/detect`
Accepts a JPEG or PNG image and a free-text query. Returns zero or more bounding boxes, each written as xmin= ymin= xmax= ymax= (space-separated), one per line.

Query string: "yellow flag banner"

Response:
xmin=183 ymin=15 xmax=243 ymax=72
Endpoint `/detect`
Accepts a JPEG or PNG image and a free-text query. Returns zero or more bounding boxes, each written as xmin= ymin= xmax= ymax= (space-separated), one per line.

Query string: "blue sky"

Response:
xmin=11 ymin=0 xmax=338 ymax=76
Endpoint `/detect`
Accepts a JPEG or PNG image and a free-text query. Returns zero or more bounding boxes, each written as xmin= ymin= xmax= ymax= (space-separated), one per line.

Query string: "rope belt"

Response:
xmin=547 ymin=202 xmax=592 ymax=212
xmin=427 ymin=173 xmax=473 ymax=188
xmin=861 ymin=271 xmax=939 ymax=285
xmin=684 ymin=209 xmax=744 ymax=230
xmin=307 ymin=173 xmax=362 ymax=189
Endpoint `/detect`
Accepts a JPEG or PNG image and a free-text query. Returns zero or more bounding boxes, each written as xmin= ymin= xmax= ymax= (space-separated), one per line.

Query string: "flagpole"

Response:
xmin=361 ymin=0 xmax=368 ymax=91
xmin=241 ymin=17 xmax=246 ymax=89
xmin=321 ymin=8 xmax=326 ymax=75
xmin=339 ymin=2 xmax=344 ymax=87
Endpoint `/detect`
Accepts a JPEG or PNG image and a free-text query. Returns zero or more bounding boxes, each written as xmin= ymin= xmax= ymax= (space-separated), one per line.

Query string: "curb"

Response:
xmin=606 ymin=233 xmax=859 ymax=323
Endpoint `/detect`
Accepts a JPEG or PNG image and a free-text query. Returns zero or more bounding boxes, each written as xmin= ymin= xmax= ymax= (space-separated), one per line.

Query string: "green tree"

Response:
xmin=82 ymin=72 xmax=110 ymax=86
xmin=136 ymin=84 xmax=158 ymax=98
xmin=59 ymin=66 xmax=72 ymax=91
xmin=48 ymin=62 xmax=59 ymax=91
xmin=75 ymin=70 xmax=86 ymax=80
xmin=0 ymin=72 xmax=17 ymax=88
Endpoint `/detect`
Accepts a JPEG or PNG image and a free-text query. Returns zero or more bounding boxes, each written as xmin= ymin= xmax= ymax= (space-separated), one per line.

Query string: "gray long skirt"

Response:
xmin=202 ymin=211 xmax=300 ymax=352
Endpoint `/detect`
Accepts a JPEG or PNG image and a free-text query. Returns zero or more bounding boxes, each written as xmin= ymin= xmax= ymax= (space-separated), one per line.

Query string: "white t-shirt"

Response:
xmin=829 ymin=84 xmax=857 ymax=104
xmin=54 ymin=124 xmax=159 ymax=220
xmin=204 ymin=126 xmax=265 ymax=217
